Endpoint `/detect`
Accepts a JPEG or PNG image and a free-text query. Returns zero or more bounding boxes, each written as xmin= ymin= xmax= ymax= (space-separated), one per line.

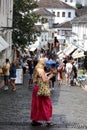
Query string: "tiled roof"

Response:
xmin=35 ymin=8 xmax=55 ymax=16
xmin=71 ymin=13 xmax=87 ymax=24
xmin=34 ymin=25 xmax=48 ymax=32
xmin=58 ymin=21 xmax=72 ymax=28
xmin=33 ymin=25 xmax=42 ymax=32
xmin=53 ymin=21 xmax=72 ymax=28
xmin=37 ymin=0 xmax=74 ymax=9
xmin=76 ymin=7 xmax=87 ymax=17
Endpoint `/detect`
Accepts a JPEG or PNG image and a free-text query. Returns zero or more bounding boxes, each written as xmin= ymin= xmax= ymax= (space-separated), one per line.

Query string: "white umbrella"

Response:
xmin=29 ymin=47 xmax=37 ymax=51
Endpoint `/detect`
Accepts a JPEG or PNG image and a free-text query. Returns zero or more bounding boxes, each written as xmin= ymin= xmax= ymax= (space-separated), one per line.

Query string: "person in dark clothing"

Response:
xmin=70 ymin=61 xmax=77 ymax=86
xmin=10 ymin=61 xmax=16 ymax=91
xmin=33 ymin=58 xmax=38 ymax=67
xmin=28 ymin=60 xmax=34 ymax=86
xmin=49 ymin=64 xmax=57 ymax=90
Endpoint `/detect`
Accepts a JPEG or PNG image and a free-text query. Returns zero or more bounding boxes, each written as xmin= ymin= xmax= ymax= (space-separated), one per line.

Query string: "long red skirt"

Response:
xmin=30 ymin=85 xmax=52 ymax=121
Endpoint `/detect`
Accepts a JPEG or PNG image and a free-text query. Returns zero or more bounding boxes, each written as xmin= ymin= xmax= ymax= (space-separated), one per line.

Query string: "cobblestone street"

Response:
xmin=0 ymin=74 xmax=87 ymax=130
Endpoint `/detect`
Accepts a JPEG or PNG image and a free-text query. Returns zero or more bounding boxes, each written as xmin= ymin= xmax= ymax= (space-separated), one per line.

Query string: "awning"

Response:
xmin=29 ymin=47 xmax=37 ymax=51
xmin=57 ymin=50 xmax=63 ymax=55
xmin=58 ymin=44 xmax=77 ymax=59
xmin=0 ymin=36 xmax=9 ymax=52
xmin=72 ymin=48 xmax=85 ymax=59
xmin=42 ymin=46 xmax=49 ymax=50
xmin=29 ymin=42 xmax=40 ymax=50
xmin=58 ymin=52 xmax=64 ymax=59
xmin=63 ymin=44 xmax=77 ymax=56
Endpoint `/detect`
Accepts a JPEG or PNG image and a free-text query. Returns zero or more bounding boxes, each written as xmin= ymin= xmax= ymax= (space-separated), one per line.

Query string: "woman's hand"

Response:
xmin=48 ymin=73 xmax=53 ymax=80
xmin=46 ymin=71 xmax=51 ymax=76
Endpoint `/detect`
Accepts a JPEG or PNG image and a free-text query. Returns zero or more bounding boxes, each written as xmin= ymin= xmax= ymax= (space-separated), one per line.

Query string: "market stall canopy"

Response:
xmin=0 ymin=36 xmax=9 ymax=52
xmin=63 ymin=44 xmax=77 ymax=56
xmin=57 ymin=50 xmax=63 ymax=55
xmin=29 ymin=41 xmax=40 ymax=50
xmin=57 ymin=44 xmax=77 ymax=59
xmin=72 ymin=48 xmax=85 ymax=59
xmin=29 ymin=47 xmax=37 ymax=52
xmin=58 ymin=52 xmax=64 ymax=59
xmin=42 ymin=46 xmax=49 ymax=50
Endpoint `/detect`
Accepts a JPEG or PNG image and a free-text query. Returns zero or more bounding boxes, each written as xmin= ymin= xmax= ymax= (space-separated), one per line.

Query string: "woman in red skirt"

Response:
xmin=30 ymin=58 xmax=55 ymax=126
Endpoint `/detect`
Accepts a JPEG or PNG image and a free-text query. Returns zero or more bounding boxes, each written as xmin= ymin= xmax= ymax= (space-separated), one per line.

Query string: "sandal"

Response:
xmin=12 ymin=88 xmax=16 ymax=92
xmin=46 ymin=122 xmax=56 ymax=127
xmin=31 ymin=121 xmax=42 ymax=126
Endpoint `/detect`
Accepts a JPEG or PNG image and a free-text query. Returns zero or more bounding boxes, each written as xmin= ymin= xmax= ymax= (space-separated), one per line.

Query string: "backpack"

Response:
xmin=72 ymin=65 xmax=77 ymax=73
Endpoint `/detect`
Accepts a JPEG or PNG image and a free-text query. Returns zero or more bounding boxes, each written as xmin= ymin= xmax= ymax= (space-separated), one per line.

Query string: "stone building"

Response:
xmin=0 ymin=0 xmax=13 ymax=66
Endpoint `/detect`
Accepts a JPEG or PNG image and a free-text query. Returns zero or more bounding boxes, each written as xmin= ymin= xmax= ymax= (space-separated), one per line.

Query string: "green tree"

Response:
xmin=76 ymin=3 xmax=82 ymax=9
xmin=12 ymin=0 xmax=39 ymax=48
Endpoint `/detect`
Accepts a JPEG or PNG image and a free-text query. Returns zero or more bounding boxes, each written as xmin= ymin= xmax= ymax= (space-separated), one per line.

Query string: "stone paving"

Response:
xmin=0 ymin=74 xmax=87 ymax=130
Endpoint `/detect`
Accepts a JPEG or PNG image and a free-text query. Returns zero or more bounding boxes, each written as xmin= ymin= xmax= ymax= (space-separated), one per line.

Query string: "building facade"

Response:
xmin=60 ymin=0 xmax=87 ymax=7
xmin=33 ymin=0 xmax=76 ymax=52
xmin=37 ymin=0 xmax=75 ymax=24
xmin=0 ymin=0 xmax=13 ymax=66
xmin=71 ymin=14 xmax=87 ymax=51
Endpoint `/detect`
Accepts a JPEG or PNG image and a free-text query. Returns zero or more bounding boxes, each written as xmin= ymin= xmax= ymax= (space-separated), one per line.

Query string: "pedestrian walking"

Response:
xmin=30 ymin=58 xmax=55 ymax=126
xmin=22 ymin=60 xmax=28 ymax=74
xmin=28 ymin=60 xmax=34 ymax=87
xmin=65 ymin=60 xmax=73 ymax=86
xmin=2 ymin=58 xmax=10 ymax=90
xmin=70 ymin=60 xmax=78 ymax=86
xmin=57 ymin=62 xmax=65 ymax=86
xmin=10 ymin=61 xmax=16 ymax=92
xmin=49 ymin=64 xmax=57 ymax=90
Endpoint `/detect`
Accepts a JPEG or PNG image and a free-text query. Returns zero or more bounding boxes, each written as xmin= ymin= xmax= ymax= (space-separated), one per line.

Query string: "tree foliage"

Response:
xmin=76 ymin=3 xmax=83 ymax=9
xmin=12 ymin=0 xmax=39 ymax=48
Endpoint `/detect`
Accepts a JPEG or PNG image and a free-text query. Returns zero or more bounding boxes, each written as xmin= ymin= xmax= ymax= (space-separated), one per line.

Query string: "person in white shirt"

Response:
xmin=65 ymin=60 xmax=72 ymax=86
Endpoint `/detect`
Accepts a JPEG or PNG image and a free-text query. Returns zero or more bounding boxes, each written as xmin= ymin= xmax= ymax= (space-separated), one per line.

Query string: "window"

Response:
xmin=57 ymin=12 xmax=60 ymax=17
xmin=57 ymin=30 xmax=60 ymax=35
xmin=53 ymin=11 xmax=55 ymax=15
xmin=68 ymin=12 xmax=71 ymax=18
xmin=62 ymin=12 xmax=65 ymax=17
xmin=62 ymin=30 xmax=65 ymax=35
xmin=45 ymin=35 xmax=47 ymax=41
xmin=41 ymin=36 xmax=43 ymax=41
xmin=52 ymin=33 xmax=54 ymax=38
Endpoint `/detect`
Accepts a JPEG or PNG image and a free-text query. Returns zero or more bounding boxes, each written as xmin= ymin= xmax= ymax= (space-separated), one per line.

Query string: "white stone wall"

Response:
xmin=81 ymin=0 xmax=87 ymax=6
xmin=60 ymin=0 xmax=77 ymax=7
xmin=61 ymin=0 xmax=87 ymax=7
xmin=0 ymin=0 xmax=13 ymax=66
xmin=47 ymin=8 xmax=75 ymax=24
xmin=39 ymin=31 xmax=49 ymax=47
xmin=72 ymin=23 xmax=87 ymax=39
xmin=71 ymin=23 xmax=87 ymax=50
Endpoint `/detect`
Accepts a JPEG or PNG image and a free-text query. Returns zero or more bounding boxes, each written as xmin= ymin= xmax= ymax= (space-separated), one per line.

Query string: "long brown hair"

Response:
xmin=33 ymin=58 xmax=46 ymax=83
